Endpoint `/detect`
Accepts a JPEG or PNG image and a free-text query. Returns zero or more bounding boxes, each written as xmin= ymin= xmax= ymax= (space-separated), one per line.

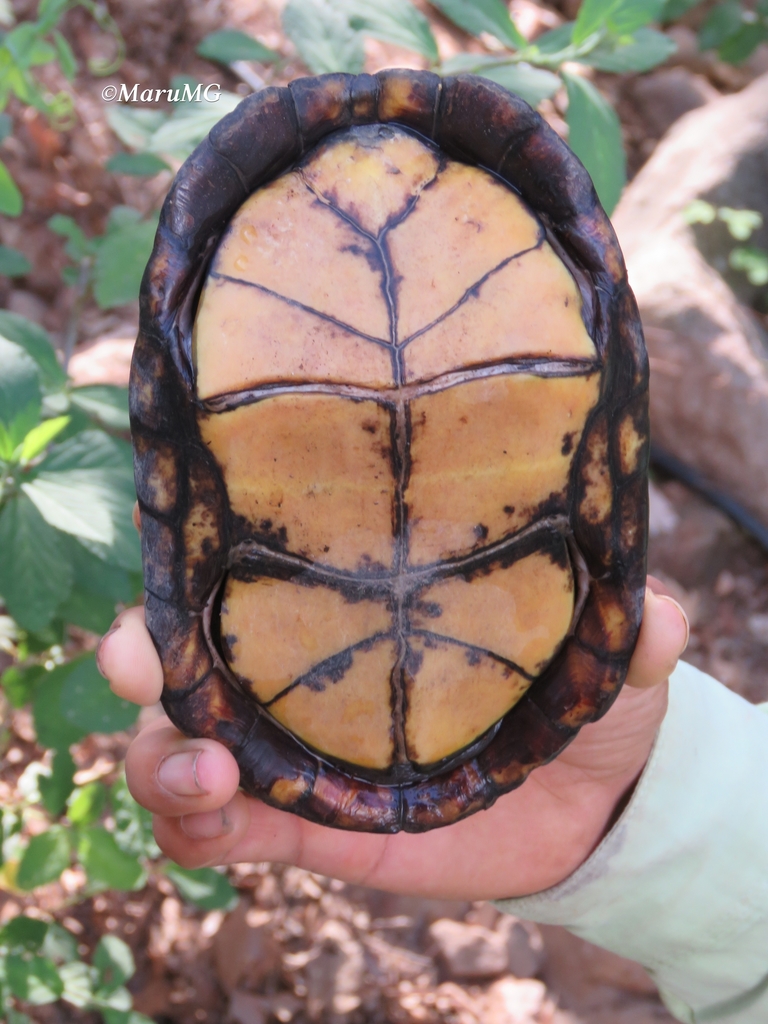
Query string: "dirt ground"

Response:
xmin=3 ymin=1 xmax=768 ymax=1022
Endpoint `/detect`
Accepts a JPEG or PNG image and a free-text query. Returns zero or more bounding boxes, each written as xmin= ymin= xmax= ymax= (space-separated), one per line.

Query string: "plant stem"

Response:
xmin=61 ymin=258 xmax=93 ymax=374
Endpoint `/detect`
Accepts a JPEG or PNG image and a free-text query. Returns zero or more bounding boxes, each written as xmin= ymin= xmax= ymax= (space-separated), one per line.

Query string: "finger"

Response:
xmin=132 ymin=501 xmax=141 ymax=534
xmin=125 ymin=715 xmax=241 ymax=815
xmin=625 ymin=587 xmax=689 ymax=689
xmin=96 ymin=605 xmax=164 ymax=705
xmin=153 ymin=792 xmax=251 ymax=869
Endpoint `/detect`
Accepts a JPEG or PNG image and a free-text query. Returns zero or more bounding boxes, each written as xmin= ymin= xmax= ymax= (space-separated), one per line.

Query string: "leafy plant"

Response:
xmin=684 ymin=199 xmax=768 ymax=286
xmin=0 ymin=0 xmax=124 ymax=215
xmin=0 ymin=312 xmax=140 ymax=636
xmin=273 ymin=0 xmax=679 ymax=213
xmin=0 ymin=913 xmax=153 ymax=1022
xmin=48 ymin=206 xmax=159 ymax=367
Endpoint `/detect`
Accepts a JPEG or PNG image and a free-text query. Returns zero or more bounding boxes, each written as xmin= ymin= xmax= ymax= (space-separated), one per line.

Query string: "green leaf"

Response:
xmin=32 ymin=658 xmax=89 ymax=749
xmin=0 ymin=312 xmax=66 ymax=392
xmin=563 ymin=72 xmax=625 ymax=215
xmin=718 ymin=206 xmax=763 ymax=240
xmin=661 ymin=0 xmax=706 ymax=19
xmin=0 ymin=335 xmax=40 ymax=431
xmin=7 ymin=1009 xmax=34 ymax=1024
xmin=730 ymin=245 xmax=768 ymax=285
xmin=29 ymin=432 xmax=140 ymax=570
xmin=0 ymin=495 xmax=73 ymax=632
xmin=283 ymin=0 xmax=366 ymax=73
xmin=0 ymin=916 xmax=48 ymax=952
xmin=78 ymin=826 xmax=146 ymax=891
xmin=56 ymin=586 xmax=119 ymax=633
xmin=196 ymin=29 xmax=280 ymax=64
xmin=16 ymin=826 xmax=71 ymax=889
xmin=338 ymin=0 xmax=439 ymax=62
xmin=0 ymin=663 xmax=45 ymax=708
xmin=39 ymin=747 xmax=76 ymax=816
xmin=60 ymin=653 xmax=139 ymax=734
xmin=66 ymin=536 xmax=136 ymax=603
xmin=0 ymin=245 xmax=31 ymax=277
xmin=105 ymin=106 xmax=167 ymax=150
xmin=52 ymin=29 xmax=77 ymax=80
xmin=103 ymin=1012 xmax=155 ymax=1024
xmin=23 ymin=468 xmax=128 ymax=544
xmin=67 ymin=781 xmax=107 ymax=826
xmin=573 ymin=0 xmax=665 ymax=43
xmin=0 ymin=158 xmax=22 ymax=216
xmin=58 ymin=959 xmax=96 ymax=1008
xmin=429 ymin=0 xmax=526 ymax=48
xmin=682 ymin=198 xmax=717 ymax=224
xmin=48 ymin=213 xmax=94 ymax=262
xmin=105 ymin=151 xmax=170 ymax=176
xmin=144 ymin=93 xmax=241 ymax=159
xmin=41 ymin=429 xmax=133 ymax=473
xmin=0 ymin=113 xmax=11 ymax=143
xmin=93 ymin=215 xmax=158 ymax=309
xmin=40 ymin=922 xmax=79 ymax=965
xmin=69 ymin=385 xmax=130 ymax=431
xmin=582 ymin=26 xmax=677 ymax=71
xmin=718 ymin=21 xmax=768 ymax=63
xmin=110 ymin=776 xmax=160 ymax=860
xmin=699 ymin=0 xmax=742 ymax=50
xmin=463 ymin=60 xmax=561 ymax=106
xmin=166 ymin=865 xmax=239 ymax=911
xmin=94 ymin=935 xmax=135 ymax=992
xmin=5 ymin=953 xmax=63 ymax=1004
xmin=19 ymin=415 xmax=70 ymax=463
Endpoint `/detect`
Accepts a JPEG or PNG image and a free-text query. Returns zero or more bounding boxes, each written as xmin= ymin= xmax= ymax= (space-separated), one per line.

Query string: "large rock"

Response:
xmin=613 ymin=74 xmax=768 ymax=531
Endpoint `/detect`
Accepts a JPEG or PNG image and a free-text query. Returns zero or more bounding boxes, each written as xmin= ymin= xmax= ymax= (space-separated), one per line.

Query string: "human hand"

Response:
xmin=99 ymin=578 xmax=688 ymax=901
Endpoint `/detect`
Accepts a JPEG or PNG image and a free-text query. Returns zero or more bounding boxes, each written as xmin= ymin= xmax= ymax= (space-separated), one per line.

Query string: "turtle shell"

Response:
xmin=130 ymin=71 xmax=649 ymax=833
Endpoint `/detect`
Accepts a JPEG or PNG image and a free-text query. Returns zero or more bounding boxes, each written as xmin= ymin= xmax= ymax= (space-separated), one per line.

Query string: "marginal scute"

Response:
xmin=221 ymin=576 xmax=390 ymax=703
xmin=269 ymin=638 xmax=397 ymax=769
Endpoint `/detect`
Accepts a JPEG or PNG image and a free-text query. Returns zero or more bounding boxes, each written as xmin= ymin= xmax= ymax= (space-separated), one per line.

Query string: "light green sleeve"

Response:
xmin=495 ymin=661 xmax=768 ymax=1024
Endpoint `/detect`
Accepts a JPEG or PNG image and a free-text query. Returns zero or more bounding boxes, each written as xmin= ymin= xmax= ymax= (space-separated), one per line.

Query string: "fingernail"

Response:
xmin=157 ymin=750 xmax=208 ymax=797
xmin=656 ymin=594 xmax=690 ymax=653
xmin=96 ymin=620 xmax=122 ymax=679
xmin=180 ymin=807 xmax=232 ymax=840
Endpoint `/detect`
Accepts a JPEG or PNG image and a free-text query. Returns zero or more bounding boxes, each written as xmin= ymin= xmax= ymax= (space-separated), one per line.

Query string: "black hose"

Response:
xmin=650 ymin=444 xmax=768 ymax=553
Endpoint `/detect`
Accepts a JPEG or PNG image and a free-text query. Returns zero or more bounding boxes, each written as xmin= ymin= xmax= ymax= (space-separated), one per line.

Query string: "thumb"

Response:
xmin=624 ymin=586 xmax=690 ymax=690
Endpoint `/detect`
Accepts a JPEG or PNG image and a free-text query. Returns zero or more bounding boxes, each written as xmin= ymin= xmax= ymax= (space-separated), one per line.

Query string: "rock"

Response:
xmin=67 ymin=335 xmax=135 ymax=387
xmin=228 ymin=990 xmax=268 ymax=1024
xmin=648 ymin=481 xmax=680 ymax=537
xmin=613 ymin=73 xmax=768 ymax=535
xmin=305 ymin=919 xmax=365 ymax=1020
xmin=631 ymin=68 xmax=718 ymax=139
xmin=484 ymin=978 xmax=547 ymax=1024
xmin=213 ymin=900 xmax=280 ymax=994
xmin=428 ymin=916 xmax=543 ymax=981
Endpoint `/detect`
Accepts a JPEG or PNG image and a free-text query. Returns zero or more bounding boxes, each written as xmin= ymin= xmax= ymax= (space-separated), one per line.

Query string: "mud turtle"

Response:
xmin=130 ymin=71 xmax=649 ymax=833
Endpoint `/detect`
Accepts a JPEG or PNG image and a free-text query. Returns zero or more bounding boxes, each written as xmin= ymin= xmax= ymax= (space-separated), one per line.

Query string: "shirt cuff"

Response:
xmin=495 ymin=661 xmax=768 ymax=1023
